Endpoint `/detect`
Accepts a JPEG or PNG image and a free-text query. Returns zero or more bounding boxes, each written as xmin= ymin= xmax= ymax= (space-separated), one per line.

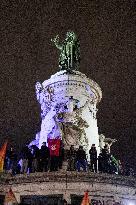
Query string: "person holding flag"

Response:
xmin=48 ymin=137 xmax=61 ymax=171
xmin=0 ymin=141 xmax=8 ymax=172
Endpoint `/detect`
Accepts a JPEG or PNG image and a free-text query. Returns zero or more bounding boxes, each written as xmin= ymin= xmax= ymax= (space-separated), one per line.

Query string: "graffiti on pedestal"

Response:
xmin=91 ymin=199 xmax=121 ymax=205
xmin=21 ymin=194 xmax=63 ymax=205
xmin=71 ymin=195 xmax=123 ymax=205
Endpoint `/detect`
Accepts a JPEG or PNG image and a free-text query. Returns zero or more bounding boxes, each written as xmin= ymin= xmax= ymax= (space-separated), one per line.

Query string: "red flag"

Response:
xmin=48 ymin=139 xmax=61 ymax=156
xmin=4 ymin=188 xmax=18 ymax=205
xmin=81 ymin=191 xmax=90 ymax=205
xmin=0 ymin=141 xmax=8 ymax=172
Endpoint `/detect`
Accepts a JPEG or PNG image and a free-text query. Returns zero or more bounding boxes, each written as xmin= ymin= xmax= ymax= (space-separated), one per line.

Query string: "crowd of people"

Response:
xmin=67 ymin=144 xmax=121 ymax=174
xmin=5 ymin=142 xmax=63 ymax=174
xmin=4 ymin=142 xmax=134 ymax=176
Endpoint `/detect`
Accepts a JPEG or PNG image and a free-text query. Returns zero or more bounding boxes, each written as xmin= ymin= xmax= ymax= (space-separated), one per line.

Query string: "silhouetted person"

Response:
xmin=62 ymin=199 xmax=68 ymax=205
xmin=6 ymin=147 xmax=17 ymax=175
xmin=20 ymin=145 xmax=32 ymax=174
xmin=98 ymin=153 xmax=103 ymax=173
xmin=109 ymin=155 xmax=118 ymax=174
xmin=48 ymin=139 xmax=61 ymax=172
xmin=67 ymin=145 xmax=76 ymax=171
xmin=118 ymin=160 xmax=124 ymax=175
xmin=76 ymin=146 xmax=87 ymax=172
xmin=89 ymin=144 xmax=97 ymax=173
xmin=101 ymin=145 xmax=110 ymax=173
xmin=58 ymin=141 xmax=64 ymax=169
xmin=39 ymin=142 xmax=50 ymax=172
xmin=30 ymin=145 xmax=40 ymax=172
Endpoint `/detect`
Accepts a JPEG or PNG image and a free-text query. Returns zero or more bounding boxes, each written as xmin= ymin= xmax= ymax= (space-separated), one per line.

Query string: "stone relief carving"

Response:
xmin=34 ymin=92 xmax=91 ymax=149
xmin=35 ymin=82 xmax=56 ymax=119
xmin=34 ymin=78 xmax=100 ymax=152
xmin=55 ymin=100 xmax=90 ymax=150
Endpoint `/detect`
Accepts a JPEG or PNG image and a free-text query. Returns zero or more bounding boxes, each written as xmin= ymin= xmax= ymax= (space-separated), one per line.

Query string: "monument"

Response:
xmin=30 ymin=31 xmax=103 ymax=157
xmin=0 ymin=32 xmax=135 ymax=205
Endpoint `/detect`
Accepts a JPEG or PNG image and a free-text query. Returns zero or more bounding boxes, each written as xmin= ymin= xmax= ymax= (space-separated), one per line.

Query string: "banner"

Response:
xmin=81 ymin=191 xmax=90 ymax=205
xmin=0 ymin=141 xmax=8 ymax=172
xmin=47 ymin=139 xmax=61 ymax=156
xmin=4 ymin=188 xmax=18 ymax=205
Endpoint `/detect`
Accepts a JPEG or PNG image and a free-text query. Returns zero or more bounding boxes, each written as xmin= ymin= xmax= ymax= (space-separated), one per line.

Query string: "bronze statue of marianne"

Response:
xmin=51 ymin=31 xmax=80 ymax=71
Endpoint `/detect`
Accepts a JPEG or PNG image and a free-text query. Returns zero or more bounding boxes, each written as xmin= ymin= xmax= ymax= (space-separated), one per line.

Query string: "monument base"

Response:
xmin=0 ymin=172 xmax=136 ymax=204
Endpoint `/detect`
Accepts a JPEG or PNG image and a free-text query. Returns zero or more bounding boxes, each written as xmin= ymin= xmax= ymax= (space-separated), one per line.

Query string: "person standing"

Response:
xmin=101 ymin=145 xmax=110 ymax=173
xmin=89 ymin=144 xmax=97 ymax=173
xmin=20 ymin=145 xmax=32 ymax=174
xmin=30 ymin=145 xmax=40 ymax=173
xmin=39 ymin=142 xmax=50 ymax=172
xmin=76 ymin=146 xmax=87 ymax=172
xmin=6 ymin=147 xmax=17 ymax=175
xmin=48 ymin=139 xmax=61 ymax=172
xmin=67 ymin=145 xmax=76 ymax=171
xmin=58 ymin=141 xmax=64 ymax=170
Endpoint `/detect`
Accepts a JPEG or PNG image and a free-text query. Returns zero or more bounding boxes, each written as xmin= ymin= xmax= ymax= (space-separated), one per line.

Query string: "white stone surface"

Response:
xmin=31 ymin=69 xmax=102 ymax=156
xmin=0 ymin=172 xmax=136 ymax=204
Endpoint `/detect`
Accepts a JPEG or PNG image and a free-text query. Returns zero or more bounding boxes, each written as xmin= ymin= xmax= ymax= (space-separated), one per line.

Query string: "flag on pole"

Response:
xmin=0 ymin=141 xmax=8 ymax=172
xmin=47 ymin=139 xmax=61 ymax=156
xmin=81 ymin=191 xmax=90 ymax=205
xmin=4 ymin=188 xmax=18 ymax=205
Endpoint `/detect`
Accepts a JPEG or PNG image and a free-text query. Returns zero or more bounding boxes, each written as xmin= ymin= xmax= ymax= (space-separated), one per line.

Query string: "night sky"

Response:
xmin=0 ymin=0 xmax=136 ymax=169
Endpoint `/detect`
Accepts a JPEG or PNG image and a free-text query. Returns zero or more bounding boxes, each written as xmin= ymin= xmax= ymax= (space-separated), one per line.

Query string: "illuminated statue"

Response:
xmin=56 ymin=100 xmax=90 ymax=150
xmin=99 ymin=134 xmax=117 ymax=153
xmin=30 ymin=32 xmax=102 ymax=157
xmin=51 ymin=31 xmax=80 ymax=70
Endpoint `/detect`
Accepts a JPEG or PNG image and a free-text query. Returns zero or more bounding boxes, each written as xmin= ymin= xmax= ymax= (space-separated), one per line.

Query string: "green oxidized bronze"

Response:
xmin=51 ymin=31 xmax=80 ymax=71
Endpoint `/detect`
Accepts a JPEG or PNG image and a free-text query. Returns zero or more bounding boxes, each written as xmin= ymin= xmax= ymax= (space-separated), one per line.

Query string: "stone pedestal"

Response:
xmin=0 ymin=172 xmax=136 ymax=204
xmin=31 ymin=70 xmax=102 ymax=158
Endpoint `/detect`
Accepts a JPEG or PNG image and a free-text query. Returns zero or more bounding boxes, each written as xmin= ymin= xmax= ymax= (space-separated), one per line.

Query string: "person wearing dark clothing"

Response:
xmin=50 ymin=155 xmax=59 ymax=171
xmin=118 ymin=160 xmax=124 ymax=175
xmin=62 ymin=199 xmax=68 ymax=205
xmin=98 ymin=153 xmax=103 ymax=173
xmin=89 ymin=144 xmax=97 ymax=173
xmin=67 ymin=145 xmax=76 ymax=171
xmin=6 ymin=147 xmax=18 ymax=175
xmin=58 ymin=141 xmax=64 ymax=169
xmin=48 ymin=139 xmax=61 ymax=172
xmin=101 ymin=145 xmax=110 ymax=173
xmin=5 ymin=148 xmax=12 ymax=171
xmin=76 ymin=146 xmax=87 ymax=172
xmin=109 ymin=155 xmax=118 ymax=174
xmin=20 ymin=146 xmax=32 ymax=174
xmin=39 ymin=142 xmax=50 ymax=172
xmin=16 ymin=162 xmax=21 ymax=174
xmin=30 ymin=145 xmax=40 ymax=172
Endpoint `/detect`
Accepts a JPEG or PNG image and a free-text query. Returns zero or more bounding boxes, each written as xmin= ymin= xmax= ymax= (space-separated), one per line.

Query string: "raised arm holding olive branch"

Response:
xmin=51 ymin=31 xmax=80 ymax=71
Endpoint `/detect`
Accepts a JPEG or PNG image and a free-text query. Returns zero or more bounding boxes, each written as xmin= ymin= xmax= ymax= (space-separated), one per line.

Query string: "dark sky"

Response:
xmin=0 ymin=0 xmax=136 ymax=169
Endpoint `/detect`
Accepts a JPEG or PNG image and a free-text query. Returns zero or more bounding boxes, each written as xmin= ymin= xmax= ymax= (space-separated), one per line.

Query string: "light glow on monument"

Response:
xmin=30 ymin=31 xmax=116 ymax=156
